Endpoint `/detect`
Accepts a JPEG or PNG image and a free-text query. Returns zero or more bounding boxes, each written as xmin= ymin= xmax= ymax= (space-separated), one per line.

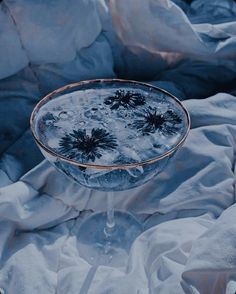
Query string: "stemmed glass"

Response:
xmin=30 ymin=79 xmax=190 ymax=267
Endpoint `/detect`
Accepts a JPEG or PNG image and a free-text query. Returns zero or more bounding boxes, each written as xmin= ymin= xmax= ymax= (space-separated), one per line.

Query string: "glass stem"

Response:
xmin=105 ymin=191 xmax=115 ymax=237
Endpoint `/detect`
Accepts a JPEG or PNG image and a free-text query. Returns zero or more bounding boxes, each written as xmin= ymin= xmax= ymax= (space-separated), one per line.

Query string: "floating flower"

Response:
xmin=104 ymin=89 xmax=146 ymax=109
xmin=58 ymin=128 xmax=117 ymax=162
xmin=133 ymin=107 xmax=182 ymax=135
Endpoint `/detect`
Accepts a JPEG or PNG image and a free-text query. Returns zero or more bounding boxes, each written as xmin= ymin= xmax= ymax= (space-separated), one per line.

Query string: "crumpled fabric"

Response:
xmin=0 ymin=0 xmax=236 ymax=293
xmin=110 ymin=0 xmax=236 ymax=59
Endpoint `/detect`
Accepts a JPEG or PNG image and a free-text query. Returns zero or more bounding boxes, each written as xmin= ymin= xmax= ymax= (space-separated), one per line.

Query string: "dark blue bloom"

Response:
xmin=58 ymin=128 xmax=117 ymax=162
xmin=133 ymin=107 xmax=182 ymax=135
xmin=104 ymin=90 xmax=146 ymax=110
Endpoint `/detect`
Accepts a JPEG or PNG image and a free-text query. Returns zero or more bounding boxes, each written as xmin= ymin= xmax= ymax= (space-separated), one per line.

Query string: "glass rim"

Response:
xmin=30 ymin=79 xmax=191 ymax=170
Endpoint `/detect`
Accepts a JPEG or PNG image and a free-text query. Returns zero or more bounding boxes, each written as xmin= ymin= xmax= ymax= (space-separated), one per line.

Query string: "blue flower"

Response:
xmin=133 ymin=107 xmax=182 ymax=135
xmin=58 ymin=128 xmax=117 ymax=162
xmin=104 ymin=90 xmax=146 ymax=109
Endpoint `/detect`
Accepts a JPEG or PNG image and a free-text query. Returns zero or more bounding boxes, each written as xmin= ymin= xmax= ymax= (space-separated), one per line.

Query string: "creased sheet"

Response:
xmin=0 ymin=0 xmax=236 ymax=293
xmin=110 ymin=0 xmax=236 ymax=61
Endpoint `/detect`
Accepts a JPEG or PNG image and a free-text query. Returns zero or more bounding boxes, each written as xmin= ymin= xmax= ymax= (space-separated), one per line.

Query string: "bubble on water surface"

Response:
xmin=59 ymin=110 xmax=74 ymax=119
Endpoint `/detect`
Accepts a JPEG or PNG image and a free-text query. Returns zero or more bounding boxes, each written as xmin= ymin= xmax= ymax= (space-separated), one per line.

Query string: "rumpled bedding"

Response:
xmin=0 ymin=0 xmax=236 ymax=293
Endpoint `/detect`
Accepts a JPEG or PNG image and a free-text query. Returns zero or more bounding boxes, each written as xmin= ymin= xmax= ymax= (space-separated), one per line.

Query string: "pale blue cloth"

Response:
xmin=0 ymin=0 xmax=236 ymax=293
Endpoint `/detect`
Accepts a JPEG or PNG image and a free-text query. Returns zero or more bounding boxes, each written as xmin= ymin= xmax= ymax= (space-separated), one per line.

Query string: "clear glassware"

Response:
xmin=30 ymin=79 xmax=190 ymax=267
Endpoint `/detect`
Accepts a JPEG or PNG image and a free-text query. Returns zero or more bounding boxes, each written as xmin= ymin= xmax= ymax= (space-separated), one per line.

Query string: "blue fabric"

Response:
xmin=0 ymin=0 xmax=236 ymax=293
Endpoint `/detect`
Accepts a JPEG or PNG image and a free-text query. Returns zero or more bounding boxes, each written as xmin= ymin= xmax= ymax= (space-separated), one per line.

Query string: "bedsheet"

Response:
xmin=0 ymin=0 xmax=236 ymax=293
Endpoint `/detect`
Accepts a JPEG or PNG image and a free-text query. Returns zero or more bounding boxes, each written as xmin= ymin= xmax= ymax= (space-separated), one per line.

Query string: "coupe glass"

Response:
xmin=30 ymin=79 xmax=190 ymax=267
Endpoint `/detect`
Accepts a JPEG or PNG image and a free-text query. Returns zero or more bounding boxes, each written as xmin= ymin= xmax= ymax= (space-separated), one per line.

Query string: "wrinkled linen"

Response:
xmin=0 ymin=0 xmax=236 ymax=293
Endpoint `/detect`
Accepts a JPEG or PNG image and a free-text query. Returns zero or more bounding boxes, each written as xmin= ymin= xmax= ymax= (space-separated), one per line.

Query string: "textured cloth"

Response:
xmin=0 ymin=0 xmax=236 ymax=293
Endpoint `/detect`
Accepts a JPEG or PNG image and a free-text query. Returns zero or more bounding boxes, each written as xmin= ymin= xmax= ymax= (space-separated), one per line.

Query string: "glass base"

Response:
xmin=77 ymin=210 xmax=143 ymax=267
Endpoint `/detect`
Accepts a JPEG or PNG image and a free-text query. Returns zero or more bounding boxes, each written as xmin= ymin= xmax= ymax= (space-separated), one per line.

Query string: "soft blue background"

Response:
xmin=0 ymin=0 xmax=236 ymax=293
